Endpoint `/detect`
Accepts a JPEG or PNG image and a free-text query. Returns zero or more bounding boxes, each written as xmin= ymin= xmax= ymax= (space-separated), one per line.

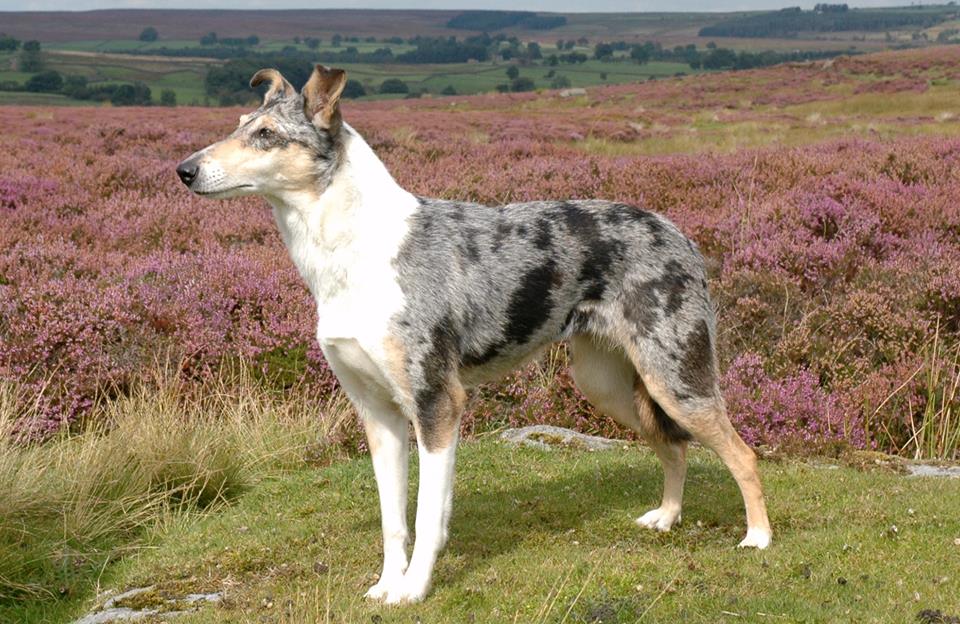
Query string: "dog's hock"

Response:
xmin=302 ymin=65 xmax=347 ymax=131
xmin=249 ymin=68 xmax=295 ymax=104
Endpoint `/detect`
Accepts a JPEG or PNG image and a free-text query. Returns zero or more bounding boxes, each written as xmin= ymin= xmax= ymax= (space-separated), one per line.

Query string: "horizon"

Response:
xmin=0 ymin=1 xmax=933 ymax=14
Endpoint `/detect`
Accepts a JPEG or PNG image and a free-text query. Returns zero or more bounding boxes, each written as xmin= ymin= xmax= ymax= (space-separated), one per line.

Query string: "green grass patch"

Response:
xmin=0 ymin=371 xmax=354 ymax=621
xmin=17 ymin=436 xmax=959 ymax=623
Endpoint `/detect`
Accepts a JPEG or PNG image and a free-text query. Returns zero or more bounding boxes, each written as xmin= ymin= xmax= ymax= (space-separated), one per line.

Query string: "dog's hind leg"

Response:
xmin=618 ymin=327 xmax=772 ymax=549
xmin=385 ymin=375 xmax=466 ymax=604
xmin=632 ymin=380 xmax=690 ymax=532
xmin=569 ymin=335 xmax=688 ymax=532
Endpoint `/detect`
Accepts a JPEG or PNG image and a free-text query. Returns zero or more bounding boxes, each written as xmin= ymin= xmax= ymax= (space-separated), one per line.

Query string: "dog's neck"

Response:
xmin=265 ymin=124 xmax=418 ymax=305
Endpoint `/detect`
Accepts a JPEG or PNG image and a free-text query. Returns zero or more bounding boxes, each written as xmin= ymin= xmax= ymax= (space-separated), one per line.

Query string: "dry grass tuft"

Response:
xmin=0 ymin=366 xmax=354 ymax=600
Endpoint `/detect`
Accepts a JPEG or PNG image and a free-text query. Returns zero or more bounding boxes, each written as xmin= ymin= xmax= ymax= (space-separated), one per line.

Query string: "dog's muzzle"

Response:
xmin=176 ymin=157 xmax=200 ymax=187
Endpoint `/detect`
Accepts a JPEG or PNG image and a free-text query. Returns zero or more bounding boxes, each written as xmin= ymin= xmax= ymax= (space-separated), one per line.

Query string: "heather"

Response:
xmin=2 ymin=46 xmax=960 ymax=457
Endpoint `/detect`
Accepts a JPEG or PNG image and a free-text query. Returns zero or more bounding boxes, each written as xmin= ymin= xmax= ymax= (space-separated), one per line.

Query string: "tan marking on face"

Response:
xmin=203 ymin=135 xmax=321 ymax=198
xmin=207 ymin=137 xmax=257 ymax=171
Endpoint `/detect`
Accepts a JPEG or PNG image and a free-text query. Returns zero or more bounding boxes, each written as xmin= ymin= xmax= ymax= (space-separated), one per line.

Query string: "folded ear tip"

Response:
xmin=314 ymin=65 xmax=346 ymax=80
xmin=249 ymin=68 xmax=271 ymax=88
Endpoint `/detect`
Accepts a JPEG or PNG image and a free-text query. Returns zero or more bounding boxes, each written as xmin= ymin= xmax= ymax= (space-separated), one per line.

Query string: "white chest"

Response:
xmin=268 ymin=150 xmax=418 ymax=348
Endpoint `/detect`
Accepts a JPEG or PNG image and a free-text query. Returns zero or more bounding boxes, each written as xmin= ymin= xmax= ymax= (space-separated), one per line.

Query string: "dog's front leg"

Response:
xmin=384 ymin=428 xmax=459 ymax=604
xmin=361 ymin=406 xmax=411 ymax=601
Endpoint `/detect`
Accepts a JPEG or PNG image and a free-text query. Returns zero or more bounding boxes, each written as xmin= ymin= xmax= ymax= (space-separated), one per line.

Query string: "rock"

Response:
xmin=558 ymin=88 xmax=587 ymax=98
xmin=905 ymin=464 xmax=960 ymax=478
xmin=499 ymin=425 xmax=622 ymax=451
xmin=71 ymin=585 xmax=222 ymax=624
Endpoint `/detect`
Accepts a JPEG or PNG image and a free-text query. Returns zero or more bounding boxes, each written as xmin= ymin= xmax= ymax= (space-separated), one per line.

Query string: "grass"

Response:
xmin=7 ymin=416 xmax=959 ymax=622
xmin=0 ymin=368 xmax=354 ymax=621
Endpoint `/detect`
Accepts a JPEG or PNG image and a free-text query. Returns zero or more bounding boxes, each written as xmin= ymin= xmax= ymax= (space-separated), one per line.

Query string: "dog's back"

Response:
xmin=394 ymin=198 xmax=716 ymax=401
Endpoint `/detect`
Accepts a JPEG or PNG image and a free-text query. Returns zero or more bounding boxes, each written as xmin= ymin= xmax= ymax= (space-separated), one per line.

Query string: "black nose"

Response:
xmin=176 ymin=160 xmax=199 ymax=186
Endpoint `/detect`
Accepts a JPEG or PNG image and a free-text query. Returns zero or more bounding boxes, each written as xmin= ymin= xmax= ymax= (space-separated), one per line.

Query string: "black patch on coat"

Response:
xmin=533 ymin=219 xmax=553 ymax=251
xmin=557 ymin=202 xmax=621 ymax=301
xmin=652 ymin=400 xmax=693 ymax=442
xmin=625 ymin=260 xmax=694 ymax=337
xmin=461 ymin=227 xmax=481 ymax=262
xmin=461 ymin=342 xmax=501 ymax=368
xmin=562 ymin=307 xmax=592 ymax=336
xmin=491 ymin=219 xmax=513 ymax=252
xmin=415 ymin=313 xmax=458 ymax=440
xmin=622 ymin=279 xmax=662 ymax=339
xmin=504 ymin=259 xmax=558 ymax=345
xmin=677 ymin=320 xmax=716 ymax=399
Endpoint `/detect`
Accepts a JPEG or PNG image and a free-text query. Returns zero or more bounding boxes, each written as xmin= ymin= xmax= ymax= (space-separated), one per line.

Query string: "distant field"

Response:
xmin=0 ymin=42 xmax=696 ymax=106
xmin=333 ymin=58 xmax=694 ymax=97
xmin=0 ymin=7 xmax=954 ymax=107
xmin=0 ymin=9 xmax=730 ymax=43
xmin=0 ymin=8 xmax=931 ymax=51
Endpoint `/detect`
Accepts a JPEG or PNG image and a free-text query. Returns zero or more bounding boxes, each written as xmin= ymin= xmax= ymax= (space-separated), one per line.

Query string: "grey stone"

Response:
xmin=500 ymin=425 xmax=623 ymax=451
xmin=906 ymin=464 xmax=960 ymax=478
xmin=71 ymin=585 xmax=223 ymax=624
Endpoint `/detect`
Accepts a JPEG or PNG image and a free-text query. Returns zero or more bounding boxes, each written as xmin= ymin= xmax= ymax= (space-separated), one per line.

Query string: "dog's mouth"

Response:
xmin=194 ymin=185 xmax=254 ymax=197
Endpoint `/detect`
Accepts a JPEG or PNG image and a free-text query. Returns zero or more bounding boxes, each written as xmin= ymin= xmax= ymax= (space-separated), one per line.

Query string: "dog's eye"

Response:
xmin=257 ymin=127 xmax=274 ymax=139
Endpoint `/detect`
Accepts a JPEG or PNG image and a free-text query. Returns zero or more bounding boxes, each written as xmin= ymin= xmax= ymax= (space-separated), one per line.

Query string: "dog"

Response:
xmin=176 ymin=65 xmax=771 ymax=604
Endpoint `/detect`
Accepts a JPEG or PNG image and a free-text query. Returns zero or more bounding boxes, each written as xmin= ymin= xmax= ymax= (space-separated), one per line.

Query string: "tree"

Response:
xmin=550 ymin=74 xmax=570 ymax=89
xmin=441 ymin=85 xmax=457 ymax=95
xmin=200 ymin=32 xmax=217 ymax=45
xmin=62 ymin=74 xmax=89 ymax=98
xmin=526 ymin=42 xmax=542 ymax=60
xmin=139 ymin=27 xmax=159 ymax=42
xmin=111 ymin=81 xmax=151 ymax=106
xmin=331 ymin=34 xmax=342 ymax=47
xmin=160 ymin=89 xmax=177 ymax=106
xmin=246 ymin=35 xmax=260 ymax=46
xmin=342 ymin=79 xmax=366 ymax=98
xmin=630 ymin=45 xmax=651 ymax=64
xmin=510 ymin=76 xmax=535 ymax=92
xmin=0 ymin=35 xmax=20 ymax=51
xmin=702 ymin=47 xmax=737 ymax=70
xmin=305 ymin=37 xmax=321 ymax=50
xmin=20 ymin=40 xmax=42 ymax=72
xmin=379 ymin=78 xmax=409 ymax=94
xmin=594 ymin=42 xmax=614 ymax=60
xmin=505 ymin=65 xmax=519 ymax=80
xmin=25 ymin=70 xmax=62 ymax=93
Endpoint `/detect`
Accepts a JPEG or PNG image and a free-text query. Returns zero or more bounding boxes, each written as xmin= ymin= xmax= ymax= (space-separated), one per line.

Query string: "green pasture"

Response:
xmin=11 ymin=439 xmax=959 ymax=624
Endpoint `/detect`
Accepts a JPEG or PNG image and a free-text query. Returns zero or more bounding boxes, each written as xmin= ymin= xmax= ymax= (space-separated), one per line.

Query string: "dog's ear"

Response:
xmin=302 ymin=65 xmax=347 ymax=132
xmin=249 ymin=68 xmax=295 ymax=105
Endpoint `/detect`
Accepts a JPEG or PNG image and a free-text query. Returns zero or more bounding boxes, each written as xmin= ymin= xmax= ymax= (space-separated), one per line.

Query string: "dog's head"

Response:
xmin=176 ymin=65 xmax=347 ymax=200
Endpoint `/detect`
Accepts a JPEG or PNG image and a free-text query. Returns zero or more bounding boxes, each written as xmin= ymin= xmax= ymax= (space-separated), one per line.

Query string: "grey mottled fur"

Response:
xmin=392 ymin=198 xmax=717 ymax=449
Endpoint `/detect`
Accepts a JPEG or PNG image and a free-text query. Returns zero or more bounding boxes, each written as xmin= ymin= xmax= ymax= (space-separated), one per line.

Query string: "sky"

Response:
xmin=0 ymin=0 xmax=924 ymax=12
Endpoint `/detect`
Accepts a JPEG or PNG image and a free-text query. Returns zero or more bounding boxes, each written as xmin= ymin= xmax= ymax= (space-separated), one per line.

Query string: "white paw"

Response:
xmin=364 ymin=576 xmax=404 ymax=602
xmin=636 ymin=507 xmax=682 ymax=532
xmin=737 ymin=527 xmax=772 ymax=549
xmin=383 ymin=577 xmax=429 ymax=605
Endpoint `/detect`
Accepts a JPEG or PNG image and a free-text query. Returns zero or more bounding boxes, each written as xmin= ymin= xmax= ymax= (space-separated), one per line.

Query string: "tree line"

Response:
xmin=0 ymin=39 xmax=172 ymax=105
xmin=446 ymin=10 xmax=566 ymax=31
xmin=699 ymin=5 xmax=956 ymax=38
